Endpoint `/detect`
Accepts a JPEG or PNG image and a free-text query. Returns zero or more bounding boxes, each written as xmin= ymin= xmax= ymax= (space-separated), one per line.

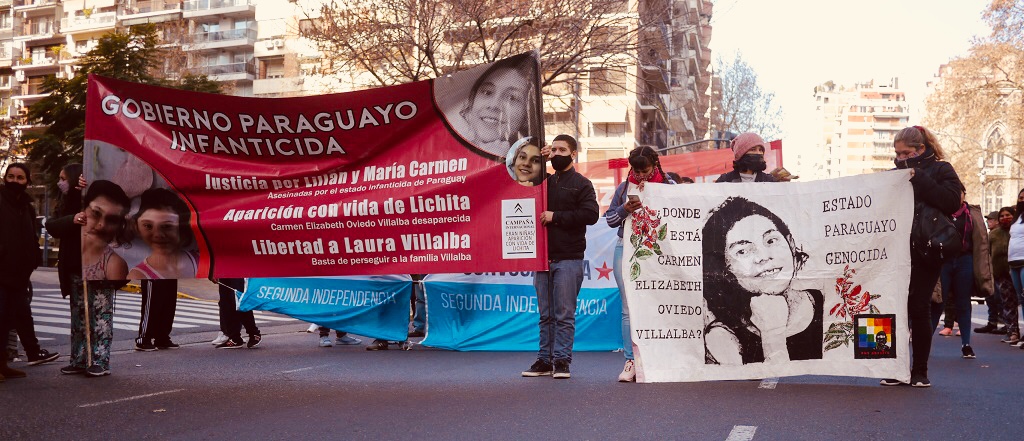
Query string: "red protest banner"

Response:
xmin=82 ymin=53 xmax=547 ymax=280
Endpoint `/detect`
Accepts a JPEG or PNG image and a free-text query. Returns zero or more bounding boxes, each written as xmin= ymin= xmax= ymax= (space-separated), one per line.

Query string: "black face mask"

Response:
xmin=733 ymin=154 xmax=767 ymax=173
xmin=550 ymin=154 xmax=573 ymax=171
xmin=894 ymin=147 xmax=934 ymax=169
xmin=4 ymin=181 xmax=26 ymax=193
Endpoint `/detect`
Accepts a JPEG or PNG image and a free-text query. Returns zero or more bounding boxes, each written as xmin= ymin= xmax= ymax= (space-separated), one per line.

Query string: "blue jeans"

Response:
xmin=1010 ymin=266 xmax=1024 ymax=327
xmin=933 ymin=253 xmax=973 ymax=345
xmin=534 ymin=260 xmax=584 ymax=363
xmin=613 ymin=240 xmax=632 ymax=360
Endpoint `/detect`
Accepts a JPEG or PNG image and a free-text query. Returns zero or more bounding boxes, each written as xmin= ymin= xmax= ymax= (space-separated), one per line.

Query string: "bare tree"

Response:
xmin=923 ymin=1 xmax=1024 ymax=204
xmin=711 ymin=52 xmax=782 ymax=139
xmin=299 ymin=0 xmax=671 ymax=92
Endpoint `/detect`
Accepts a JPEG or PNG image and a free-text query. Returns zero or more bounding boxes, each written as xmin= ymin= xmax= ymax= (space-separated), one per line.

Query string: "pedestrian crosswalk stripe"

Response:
xmin=28 ymin=293 xmax=298 ymax=336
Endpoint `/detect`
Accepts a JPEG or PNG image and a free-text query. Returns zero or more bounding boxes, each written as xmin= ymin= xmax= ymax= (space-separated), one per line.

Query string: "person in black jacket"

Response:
xmin=520 ymin=134 xmax=599 ymax=379
xmin=879 ymin=125 xmax=964 ymax=388
xmin=714 ymin=132 xmax=777 ymax=183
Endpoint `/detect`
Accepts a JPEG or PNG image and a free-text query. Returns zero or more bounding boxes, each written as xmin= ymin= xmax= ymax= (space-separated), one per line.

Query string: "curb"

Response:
xmin=122 ymin=283 xmax=209 ymax=302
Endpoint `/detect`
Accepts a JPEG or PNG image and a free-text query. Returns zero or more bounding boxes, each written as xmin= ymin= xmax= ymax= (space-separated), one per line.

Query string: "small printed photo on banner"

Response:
xmin=83 ymin=140 xmax=201 ymax=280
xmin=434 ymin=52 xmax=543 ymax=161
xmin=701 ymin=196 xmax=824 ymax=365
xmin=505 ymin=137 xmax=545 ymax=187
xmin=853 ymin=314 xmax=897 ymax=359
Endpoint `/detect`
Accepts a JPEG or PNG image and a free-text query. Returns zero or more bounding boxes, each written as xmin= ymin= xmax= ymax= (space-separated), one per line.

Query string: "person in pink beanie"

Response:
xmin=714 ymin=132 xmax=777 ymax=183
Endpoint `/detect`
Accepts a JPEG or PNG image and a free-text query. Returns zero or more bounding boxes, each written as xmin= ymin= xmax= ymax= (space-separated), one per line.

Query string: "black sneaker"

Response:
xmin=86 ymin=365 xmax=110 ymax=377
xmin=247 ymin=334 xmax=262 ymax=349
xmin=521 ymin=359 xmax=553 ymax=377
xmin=60 ymin=365 xmax=87 ymax=375
xmin=155 ymin=341 xmax=180 ymax=350
xmin=974 ymin=323 xmax=998 ymax=334
xmin=135 ymin=338 xmax=157 ymax=352
xmin=962 ymin=344 xmax=976 ymax=359
xmin=26 ymin=349 xmax=60 ymax=366
xmin=992 ymin=326 xmax=1008 ymax=335
xmin=365 ymin=339 xmax=389 ymax=351
xmin=879 ymin=378 xmax=907 ymax=386
xmin=553 ymin=360 xmax=571 ymax=379
xmin=910 ymin=374 xmax=931 ymax=387
xmin=215 ymin=338 xmax=245 ymax=349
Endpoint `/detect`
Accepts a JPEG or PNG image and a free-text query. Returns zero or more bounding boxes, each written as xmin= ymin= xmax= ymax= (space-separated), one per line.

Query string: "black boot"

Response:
xmin=0 ymin=356 xmax=26 ymax=379
xmin=975 ymin=323 xmax=999 ymax=334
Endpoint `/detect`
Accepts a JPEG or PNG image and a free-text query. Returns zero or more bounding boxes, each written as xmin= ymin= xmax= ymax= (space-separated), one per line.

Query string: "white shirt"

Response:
xmin=1008 ymin=219 xmax=1024 ymax=262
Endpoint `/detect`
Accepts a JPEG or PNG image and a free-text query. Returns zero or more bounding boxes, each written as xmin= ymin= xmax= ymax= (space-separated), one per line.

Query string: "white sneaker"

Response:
xmin=319 ymin=336 xmax=333 ymax=347
xmin=211 ymin=332 xmax=228 ymax=345
xmin=618 ymin=359 xmax=636 ymax=382
xmin=307 ymin=323 xmax=320 ymax=333
xmin=335 ymin=335 xmax=362 ymax=345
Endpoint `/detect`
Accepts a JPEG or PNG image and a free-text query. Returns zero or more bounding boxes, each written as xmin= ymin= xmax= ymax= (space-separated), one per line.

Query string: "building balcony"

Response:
xmin=120 ymin=0 xmax=183 ymax=25
xmin=183 ymin=0 xmax=256 ymax=19
xmin=639 ymin=59 xmax=669 ymax=94
xmin=253 ymin=76 xmax=304 ymax=96
xmin=641 ymin=20 xmax=671 ymax=59
xmin=184 ymin=28 xmax=257 ymax=52
xmin=188 ymin=61 xmax=255 ymax=82
xmin=13 ymin=55 xmax=63 ymax=72
xmin=61 ymin=12 xmax=117 ymax=33
xmin=0 ymin=0 xmax=13 ymax=7
xmin=12 ymin=0 xmax=57 ymax=11
xmin=13 ymin=83 xmax=50 ymax=102
xmin=15 ymin=20 xmax=61 ymax=42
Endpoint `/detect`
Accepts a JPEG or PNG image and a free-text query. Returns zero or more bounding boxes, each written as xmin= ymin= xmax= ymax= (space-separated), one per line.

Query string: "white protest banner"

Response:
xmin=625 ymin=171 xmax=914 ymax=382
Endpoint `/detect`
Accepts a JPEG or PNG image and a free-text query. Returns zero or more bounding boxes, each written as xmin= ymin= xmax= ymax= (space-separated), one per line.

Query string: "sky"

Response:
xmin=709 ymin=0 xmax=993 ymax=178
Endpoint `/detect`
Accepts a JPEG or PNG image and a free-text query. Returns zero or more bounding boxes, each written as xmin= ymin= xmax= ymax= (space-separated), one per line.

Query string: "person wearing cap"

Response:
xmin=714 ymin=132 xmax=777 ymax=183
xmin=985 ymin=211 xmax=1000 ymax=231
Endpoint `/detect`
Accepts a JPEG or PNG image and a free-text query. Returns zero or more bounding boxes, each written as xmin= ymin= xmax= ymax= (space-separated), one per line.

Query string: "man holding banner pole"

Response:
xmin=522 ymin=135 xmax=599 ymax=379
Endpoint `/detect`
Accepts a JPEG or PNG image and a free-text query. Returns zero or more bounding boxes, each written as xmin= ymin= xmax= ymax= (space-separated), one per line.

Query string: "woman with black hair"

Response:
xmin=1006 ymin=189 xmax=1024 ymax=349
xmin=49 ymin=163 xmax=84 ymax=300
xmin=702 ymin=196 xmax=823 ymax=365
xmin=605 ymin=146 xmax=675 ymax=381
xmin=879 ymin=125 xmax=964 ymax=388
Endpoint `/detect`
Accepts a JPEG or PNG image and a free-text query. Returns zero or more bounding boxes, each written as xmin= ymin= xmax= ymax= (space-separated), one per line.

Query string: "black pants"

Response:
xmin=218 ymin=278 xmax=258 ymax=339
xmin=5 ymin=283 xmax=40 ymax=355
xmin=908 ymin=262 xmax=941 ymax=377
xmin=138 ymin=279 xmax=178 ymax=344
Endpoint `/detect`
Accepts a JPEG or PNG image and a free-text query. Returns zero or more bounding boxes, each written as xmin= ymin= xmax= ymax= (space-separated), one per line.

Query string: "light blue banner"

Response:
xmin=239 ymin=275 xmax=412 ymax=342
xmin=420 ymin=225 xmax=623 ymax=351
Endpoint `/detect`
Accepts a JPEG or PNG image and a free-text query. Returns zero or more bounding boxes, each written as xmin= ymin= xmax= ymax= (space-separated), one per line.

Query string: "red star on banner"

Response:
xmin=596 ymin=261 xmax=614 ymax=280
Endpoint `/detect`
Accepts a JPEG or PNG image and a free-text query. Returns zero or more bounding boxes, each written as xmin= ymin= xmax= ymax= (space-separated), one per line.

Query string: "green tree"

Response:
xmin=22 ymin=24 xmax=221 ymax=178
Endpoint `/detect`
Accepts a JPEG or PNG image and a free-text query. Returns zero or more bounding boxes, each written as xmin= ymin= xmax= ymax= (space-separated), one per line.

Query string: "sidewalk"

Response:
xmin=31 ymin=267 xmax=221 ymax=302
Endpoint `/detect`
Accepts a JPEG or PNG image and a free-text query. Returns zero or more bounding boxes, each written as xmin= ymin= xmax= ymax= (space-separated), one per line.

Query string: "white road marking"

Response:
xmin=281 ymin=364 xmax=328 ymax=374
xmin=726 ymin=425 xmax=757 ymax=441
xmin=78 ymin=389 xmax=185 ymax=408
xmin=758 ymin=378 xmax=778 ymax=389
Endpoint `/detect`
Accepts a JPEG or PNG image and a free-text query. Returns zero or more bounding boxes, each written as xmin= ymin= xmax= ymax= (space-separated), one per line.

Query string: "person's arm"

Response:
xmin=705 ymin=327 xmax=742 ymax=365
xmin=106 ymin=253 xmax=129 ymax=281
xmin=552 ymin=177 xmax=600 ymax=227
xmin=911 ymin=162 xmax=963 ymax=215
xmin=604 ymin=183 xmax=629 ymax=228
xmin=45 ymin=214 xmax=78 ymax=239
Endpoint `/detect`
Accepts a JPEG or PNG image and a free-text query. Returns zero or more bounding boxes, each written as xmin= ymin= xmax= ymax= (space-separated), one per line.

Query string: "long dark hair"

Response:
xmin=702 ymin=197 xmax=808 ymax=360
xmin=628 ymin=146 xmax=668 ymax=181
xmin=460 ymin=53 xmax=540 ymax=147
xmin=83 ymin=180 xmax=132 ymax=245
xmin=57 ymin=163 xmax=83 ymax=217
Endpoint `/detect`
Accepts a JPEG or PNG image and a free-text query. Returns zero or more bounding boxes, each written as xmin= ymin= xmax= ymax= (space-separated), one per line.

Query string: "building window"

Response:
xmin=592 ymin=122 xmax=626 ymax=137
xmin=589 ymin=69 xmax=627 ymax=96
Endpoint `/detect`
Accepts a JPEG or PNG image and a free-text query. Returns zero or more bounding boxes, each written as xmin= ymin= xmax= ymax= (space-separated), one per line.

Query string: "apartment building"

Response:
xmin=811 ymin=78 xmax=909 ymax=179
xmin=0 ymin=0 xmax=711 ymax=164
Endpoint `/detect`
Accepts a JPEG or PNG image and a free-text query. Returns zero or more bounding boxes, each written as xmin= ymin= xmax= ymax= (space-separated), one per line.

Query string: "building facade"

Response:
xmin=811 ymin=78 xmax=910 ymax=179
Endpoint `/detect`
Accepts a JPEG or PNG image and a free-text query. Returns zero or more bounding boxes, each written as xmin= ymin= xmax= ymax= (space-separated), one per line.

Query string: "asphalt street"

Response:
xmin=2 ymin=269 xmax=1024 ymax=440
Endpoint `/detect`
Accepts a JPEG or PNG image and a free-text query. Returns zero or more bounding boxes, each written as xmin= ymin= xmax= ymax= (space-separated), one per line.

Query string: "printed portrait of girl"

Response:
xmin=435 ymin=52 xmax=543 ymax=161
xmin=701 ymin=197 xmax=824 ymax=365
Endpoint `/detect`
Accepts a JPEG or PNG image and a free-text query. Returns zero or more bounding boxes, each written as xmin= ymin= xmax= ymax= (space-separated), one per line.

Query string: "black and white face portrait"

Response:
xmin=435 ymin=52 xmax=542 ymax=160
xmin=724 ymin=214 xmax=796 ymax=296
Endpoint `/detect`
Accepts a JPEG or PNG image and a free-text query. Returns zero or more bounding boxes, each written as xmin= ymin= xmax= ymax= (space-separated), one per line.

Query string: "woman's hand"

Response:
xmin=624 ymin=199 xmax=643 ymax=213
xmin=78 ymin=176 xmax=87 ymax=190
xmin=74 ymin=211 xmax=87 ymax=226
xmin=749 ymin=295 xmax=791 ymax=362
